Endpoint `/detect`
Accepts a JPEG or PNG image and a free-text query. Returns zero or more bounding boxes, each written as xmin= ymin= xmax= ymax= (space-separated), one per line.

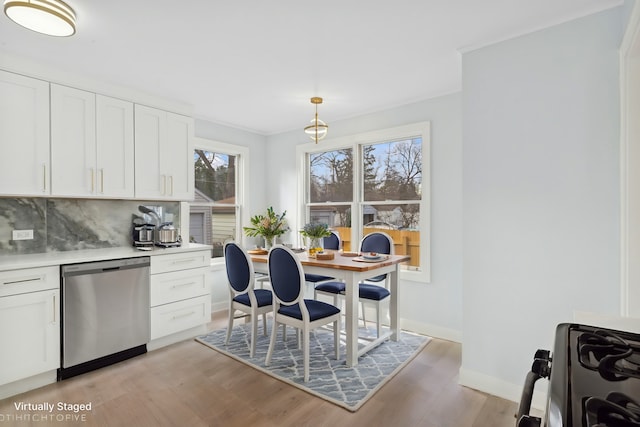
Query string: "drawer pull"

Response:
xmin=171 ymin=258 xmax=197 ymax=265
xmin=172 ymin=310 xmax=196 ymax=320
xmin=3 ymin=276 xmax=43 ymax=286
xmin=52 ymin=294 xmax=56 ymax=324
xmin=42 ymin=163 xmax=47 ymax=192
xmin=171 ymin=282 xmax=196 ymax=289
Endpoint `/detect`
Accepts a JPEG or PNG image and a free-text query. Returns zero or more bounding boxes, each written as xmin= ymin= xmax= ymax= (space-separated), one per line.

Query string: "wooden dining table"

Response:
xmin=249 ymin=249 xmax=410 ymax=367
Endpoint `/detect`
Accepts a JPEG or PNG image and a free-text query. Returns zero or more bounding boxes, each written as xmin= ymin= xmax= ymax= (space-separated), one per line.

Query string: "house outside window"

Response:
xmin=299 ymin=122 xmax=430 ymax=281
xmin=188 ymin=138 xmax=247 ymax=259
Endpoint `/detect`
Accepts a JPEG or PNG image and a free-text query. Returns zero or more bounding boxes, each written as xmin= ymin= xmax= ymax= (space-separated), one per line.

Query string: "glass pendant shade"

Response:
xmin=304 ymin=117 xmax=328 ymax=142
xmin=4 ymin=0 xmax=76 ymax=37
xmin=303 ymin=97 xmax=328 ymax=143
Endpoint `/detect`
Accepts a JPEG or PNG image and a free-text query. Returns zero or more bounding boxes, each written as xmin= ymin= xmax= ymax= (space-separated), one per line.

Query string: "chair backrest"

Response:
xmin=359 ymin=231 xmax=395 ymax=255
xmin=268 ymin=245 xmax=306 ymax=307
xmin=323 ymin=230 xmax=340 ymax=250
xmin=224 ymin=242 xmax=254 ymax=294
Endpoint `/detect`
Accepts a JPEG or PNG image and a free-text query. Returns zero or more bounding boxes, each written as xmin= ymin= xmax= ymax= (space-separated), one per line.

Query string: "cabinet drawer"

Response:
xmin=151 ymin=250 xmax=210 ymax=274
xmin=150 ymin=267 xmax=209 ymax=307
xmin=150 ymin=295 xmax=210 ymax=340
xmin=0 ymin=266 xmax=59 ymax=298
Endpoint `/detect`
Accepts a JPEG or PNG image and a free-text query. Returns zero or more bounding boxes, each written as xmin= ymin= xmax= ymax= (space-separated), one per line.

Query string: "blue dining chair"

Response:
xmin=224 ymin=242 xmax=273 ymax=358
xmin=265 ymin=245 xmax=341 ymax=382
xmin=308 ymin=230 xmax=345 ymax=303
xmin=304 ymin=230 xmax=341 ymax=289
xmin=315 ymin=231 xmax=394 ymax=337
xmin=357 ymin=232 xmax=394 ymax=337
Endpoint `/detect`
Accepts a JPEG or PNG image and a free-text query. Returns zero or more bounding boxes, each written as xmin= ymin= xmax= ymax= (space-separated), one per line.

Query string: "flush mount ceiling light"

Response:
xmin=304 ymin=97 xmax=328 ymax=143
xmin=4 ymin=0 xmax=76 ymax=37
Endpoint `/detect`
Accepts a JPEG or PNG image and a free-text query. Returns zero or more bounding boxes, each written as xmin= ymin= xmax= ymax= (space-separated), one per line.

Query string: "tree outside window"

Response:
xmin=190 ymin=149 xmax=238 ymax=258
xmin=306 ymin=137 xmax=423 ymax=270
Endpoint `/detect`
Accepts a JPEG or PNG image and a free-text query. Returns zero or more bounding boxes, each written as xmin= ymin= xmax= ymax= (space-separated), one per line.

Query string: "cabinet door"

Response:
xmin=51 ymin=84 xmax=97 ymax=197
xmin=134 ymin=104 xmax=166 ymax=199
xmin=0 ymin=70 xmax=50 ymax=196
xmin=96 ymin=95 xmax=134 ymax=198
xmin=0 ymin=289 xmax=60 ymax=385
xmin=164 ymin=113 xmax=194 ymax=200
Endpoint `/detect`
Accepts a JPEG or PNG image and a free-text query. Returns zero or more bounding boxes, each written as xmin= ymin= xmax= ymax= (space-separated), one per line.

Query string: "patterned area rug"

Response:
xmin=196 ymin=319 xmax=430 ymax=411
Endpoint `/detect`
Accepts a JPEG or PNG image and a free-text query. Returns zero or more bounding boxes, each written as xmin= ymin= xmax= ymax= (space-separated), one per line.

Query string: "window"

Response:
xmin=299 ymin=122 xmax=430 ymax=281
xmin=188 ymin=138 xmax=247 ymax=259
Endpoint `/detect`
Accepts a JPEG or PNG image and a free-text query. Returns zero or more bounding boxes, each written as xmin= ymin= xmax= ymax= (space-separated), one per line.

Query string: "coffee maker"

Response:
xmin=131 ymin=216 xmax=154 ymax=247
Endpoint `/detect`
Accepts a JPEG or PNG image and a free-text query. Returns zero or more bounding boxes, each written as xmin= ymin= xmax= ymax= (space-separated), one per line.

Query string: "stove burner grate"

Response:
xmin=585 ymin=392 xmax=640 ymax=427
xmin=578 ymin=330 xmax=640 ymax=381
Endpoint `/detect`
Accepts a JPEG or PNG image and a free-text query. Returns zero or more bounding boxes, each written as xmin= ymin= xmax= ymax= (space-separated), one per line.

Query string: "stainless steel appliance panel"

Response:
xmin=61 ymin=257 xmax=150 ymax=368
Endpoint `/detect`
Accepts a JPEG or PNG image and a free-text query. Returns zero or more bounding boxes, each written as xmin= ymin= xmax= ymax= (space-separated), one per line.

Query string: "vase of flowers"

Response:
xmin=243 ymin=207 xmax=288 ymax=250
xmin=300 ymin=222 xmax=332 ymax=257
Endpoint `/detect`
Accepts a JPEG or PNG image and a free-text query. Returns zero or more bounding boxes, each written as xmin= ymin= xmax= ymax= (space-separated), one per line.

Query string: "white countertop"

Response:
xmin=0 ymin=243 xmax=213 ymax=272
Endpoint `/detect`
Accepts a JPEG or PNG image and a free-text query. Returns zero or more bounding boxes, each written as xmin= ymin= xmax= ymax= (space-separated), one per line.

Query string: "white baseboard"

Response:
xmin=0 ymin=370 xmax=57 ymax=400
xmin=147 ymin=324 xmax=207 ymax=351
xmin=211 ymin=301 xmax=227 ymax=313
xmin=400 ymin=318 xmax=462 ymax=343
xmin=458 ymin=367 xmax=547 ymax=412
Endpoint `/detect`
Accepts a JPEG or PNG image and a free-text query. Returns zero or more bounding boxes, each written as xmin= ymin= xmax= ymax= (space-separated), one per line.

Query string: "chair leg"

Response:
xmin=225 ymin=305 xmax=234 ymax=346
xmin=303 ymin=327 xmax=310 ymax=382
xmin=250 ymin=310 xmax=258 ymax=358
xmin=262 ymin=313 xmax=268 ymax=336
xmin=265 ymin=319 xmax=279 ymax=366
xmin=376 ymin=302 xmax=382 ymax=338
xmin=361 ymin=301 xmax=367 ymax=329
xmin=334 ymin=319 xmax=340 ymax=360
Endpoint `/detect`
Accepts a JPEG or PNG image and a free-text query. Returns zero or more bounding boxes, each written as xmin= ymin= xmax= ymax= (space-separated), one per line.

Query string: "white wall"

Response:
xmin=194 ymin=120 xmax=269 ymax=311
xmin=460 ymin=7 xmax=623 ymax=403
xmin=266 ymin=93 xmax=464 ymax=340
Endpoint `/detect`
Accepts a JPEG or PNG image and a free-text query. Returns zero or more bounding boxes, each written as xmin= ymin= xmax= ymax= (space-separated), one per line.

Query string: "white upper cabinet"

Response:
xmin=96 ymin=95 xmax=135 ymax=198
xmin=0 ymin=70 xmax=50 ymax=196
xmin=134 ymin=105 xmax=194 ymax=200
xmin=51 ymin=84 xmax=97 ymax=197
xmin=51 ymin=84 xmax=134 ymax=198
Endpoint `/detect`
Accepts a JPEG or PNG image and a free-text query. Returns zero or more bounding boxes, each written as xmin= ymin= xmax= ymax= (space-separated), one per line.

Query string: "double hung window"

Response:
xmin=188 ymin=138 xmax=247 ymax=259
xmin=300 ymin=122 xmax=430 ymax=281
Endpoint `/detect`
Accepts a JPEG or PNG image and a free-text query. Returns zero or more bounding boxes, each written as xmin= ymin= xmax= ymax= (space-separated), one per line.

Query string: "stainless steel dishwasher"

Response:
xmin=59 ymin=257 xmax=150 ymax=380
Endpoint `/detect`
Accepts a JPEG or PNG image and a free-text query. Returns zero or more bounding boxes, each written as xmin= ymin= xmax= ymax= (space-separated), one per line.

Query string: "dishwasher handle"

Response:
xmin=62 ymin=257 xmax=150 ymax=277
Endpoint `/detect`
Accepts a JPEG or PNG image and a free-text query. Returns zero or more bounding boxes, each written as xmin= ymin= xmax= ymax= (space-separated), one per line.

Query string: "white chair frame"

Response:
xmin=265 ymin=245 xmax=341 ymax=382
xmin=224 ymin=243 xmax=273 ymax=358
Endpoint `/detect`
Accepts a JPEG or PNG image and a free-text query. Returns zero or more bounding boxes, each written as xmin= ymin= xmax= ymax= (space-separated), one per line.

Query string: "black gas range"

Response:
xmin=517 ymin=323 xmax=640 ymax=427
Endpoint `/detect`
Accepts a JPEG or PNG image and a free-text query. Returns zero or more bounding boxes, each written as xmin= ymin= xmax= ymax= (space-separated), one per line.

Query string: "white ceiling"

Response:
xmin=0 ymin=0 xmax=624 ymax=136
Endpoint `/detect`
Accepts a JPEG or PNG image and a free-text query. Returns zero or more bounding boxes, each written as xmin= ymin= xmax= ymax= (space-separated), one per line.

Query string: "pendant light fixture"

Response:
xmin=304 ymin=97 xmax=328 ymax=143
xmin=4 ymin=0 xmax=76 ymax=37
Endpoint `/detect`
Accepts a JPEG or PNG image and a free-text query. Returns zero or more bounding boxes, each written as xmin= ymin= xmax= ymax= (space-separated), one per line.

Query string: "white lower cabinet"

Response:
xmin=0 ymin=267 xmax=60 ymax=386
xmin=150 ymin=251 xmax=211 ymax=340
xmin=150 ymin=295 xmax=210 ymax=340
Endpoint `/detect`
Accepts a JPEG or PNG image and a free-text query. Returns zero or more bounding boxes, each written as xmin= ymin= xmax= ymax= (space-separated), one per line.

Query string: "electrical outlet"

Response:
xmin=12 ymin=229 xmax=34 ymax=240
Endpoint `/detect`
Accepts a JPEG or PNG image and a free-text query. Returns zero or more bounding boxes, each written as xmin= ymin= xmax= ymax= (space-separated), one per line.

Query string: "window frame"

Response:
xmin=182 ymin=137 xmax=249 ymax=266
xmin=296 ymin=121 xmax=431 ymax=283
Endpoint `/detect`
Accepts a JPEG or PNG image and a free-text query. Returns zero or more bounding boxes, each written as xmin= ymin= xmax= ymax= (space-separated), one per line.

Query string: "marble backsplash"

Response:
xmin=0 ymin=198 xmax=180 ymax=255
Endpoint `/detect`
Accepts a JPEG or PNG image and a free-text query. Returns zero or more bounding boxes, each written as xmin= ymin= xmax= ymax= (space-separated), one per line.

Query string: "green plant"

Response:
xmin=300 ymin=222 xmax=332 ymax=239
xmin=243 ymin=207 xmax=288 ymax=239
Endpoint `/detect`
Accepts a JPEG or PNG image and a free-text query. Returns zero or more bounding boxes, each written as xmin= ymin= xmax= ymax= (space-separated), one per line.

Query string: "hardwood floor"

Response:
xmin=0 ymin=311 xmax=523 ymax=427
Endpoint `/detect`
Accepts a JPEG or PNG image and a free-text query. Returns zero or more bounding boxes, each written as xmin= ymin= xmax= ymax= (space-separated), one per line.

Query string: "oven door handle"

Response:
xmin=516 ymin=349 xmax=551 ymax=427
